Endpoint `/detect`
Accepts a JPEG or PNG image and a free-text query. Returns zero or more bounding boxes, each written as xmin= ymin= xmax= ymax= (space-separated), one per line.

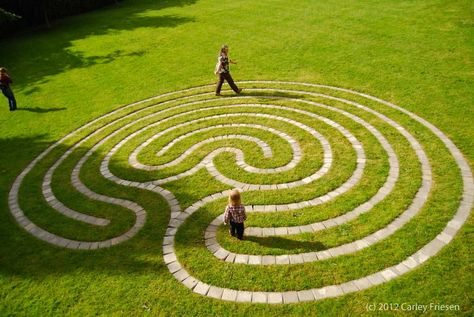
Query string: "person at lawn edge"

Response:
xmin=0 ymin=67 xmax=17 ymax=111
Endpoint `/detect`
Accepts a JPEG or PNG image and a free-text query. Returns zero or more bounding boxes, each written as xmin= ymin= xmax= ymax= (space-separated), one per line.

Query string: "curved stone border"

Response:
xmin=7 ymin=85 xmax=213 ymax=248
xmin=130 ymin=122 xmax=303 ymax=173
xmin=111 ymin=106 xmax=336 ymax=187
xmin=201 ymin=92 xmax=425 ymax=262
xmin=100 ymin=104 xmax=367 ymax=209
xmin=7 ymin=81 xmax=472 ymax=304
xmin=203 ymin=96 xmax=400 ymax=235
xmin=150 ymin=124 xmax=301 ymax=174
xmin=161 ymin=83 xmax=470 ymax=303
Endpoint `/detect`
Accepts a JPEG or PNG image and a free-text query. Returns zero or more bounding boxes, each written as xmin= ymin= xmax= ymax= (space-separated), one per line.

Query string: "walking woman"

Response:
xmin=0 ymin=68 xmax=17 ymax=111
xmin=214 ymin=45 xmax=242 ymax=96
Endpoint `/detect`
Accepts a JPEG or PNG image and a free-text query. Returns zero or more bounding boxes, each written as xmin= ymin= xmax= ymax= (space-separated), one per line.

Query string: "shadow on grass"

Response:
xmin=1 ymin=0 xmax=198 ymax=95
xmin=0 ymin=134 xmax=170 ymax=278
xmin=16 ymin=107 xmax=67 ymax=113
xmin=244 ymin=235 xmax=326 ymax=251
xmin=229 ymin=90 xmax=309 ymax=101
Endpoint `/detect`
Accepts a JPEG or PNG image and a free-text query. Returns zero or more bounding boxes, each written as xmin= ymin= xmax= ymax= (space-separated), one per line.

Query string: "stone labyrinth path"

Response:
xmin=9 ymin=81 xmax=473 ymax=303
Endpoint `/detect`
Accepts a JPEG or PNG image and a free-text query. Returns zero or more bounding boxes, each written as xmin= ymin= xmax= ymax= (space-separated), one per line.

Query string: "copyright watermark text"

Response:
xmin=365 ymin=302 xmax=460 ymax=313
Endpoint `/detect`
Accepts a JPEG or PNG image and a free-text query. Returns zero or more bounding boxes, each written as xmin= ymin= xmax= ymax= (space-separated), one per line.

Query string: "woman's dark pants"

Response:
xmin=216 ymin=72 xmax=240 ymax=94
xmin=1 ymin=86 xmax=17 ymax=111
xmin=229 ymin=221 xmax=244 ymax=240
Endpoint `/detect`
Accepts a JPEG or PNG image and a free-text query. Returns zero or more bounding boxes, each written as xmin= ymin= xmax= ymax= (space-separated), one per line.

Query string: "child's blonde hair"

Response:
xmin=0 ymin=67 xmax=7 ymax=74
xmin=228 ymin=189 xmax=241 ymax=206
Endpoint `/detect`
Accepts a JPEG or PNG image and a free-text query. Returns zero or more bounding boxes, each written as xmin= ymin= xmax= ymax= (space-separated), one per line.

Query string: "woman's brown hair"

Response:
xmin=219 ymin=44 xmax=228 ymax=56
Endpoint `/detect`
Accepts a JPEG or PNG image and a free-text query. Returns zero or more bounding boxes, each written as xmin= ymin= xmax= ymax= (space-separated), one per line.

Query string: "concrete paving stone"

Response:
xmin=165 ymin=227 xmax=177 ymax=236
xmin=267 ymin=292 xmax=283 ymax=304
xmin=89 ymin=242 xmax=100 ymax=250
xmin=327 ymin=246 xmax=346 ymax=257
xmin=319 ymin=195 xmax=330 ymax=203
xmin=98 ymin=240 xmax=112 ymax=248
xmin=167 ymin=261 xmax=181 ymax=274
xmin=279 ymin=183 xmax=289 ymax=190
xmin=204 ymin=231 xmax=216 ymax=239
xmin=276 ymin=255 xmax=290 ymax=264
xmin=248 ymin=255 xmax=262 ymax=265
xmin=316 ymin=250 xmax=331 ymax=260
xmin=173 ymin=269 xmax=189 ymax=282
xmin=373 ymin=228 xmax=391 ymax=240
xmin=340 ymin=281 xmax=359 ymax=294
xmin=299 ymin=225 xmax=313 ymax=233
xmin=413 ymin=251 xmax=429 ymax=264
xmin=206 ymin=225 xmax=218 ymax=233
xmin=403 ymin=257 xmax=418 ymax=269
xmin=207 ymin=286 xmax=224 ymax=299
xmin=353 ymin=276 xmax=372 ymax=290
xmin=264 ymin=205 xmax=277 ymax=212
xmin=169 ymin=219 xmax=183 ymax=228
xmin=186 ymin=205 xmax=199 ymax=214
xmin=262 ymin=255 xmax=276 ymax=265
xmin=55 ymin=237 xmax=69 ymax=248
xmin=363 ymin=235 xmax=378 ymax=245
xmin=221 ymin=289 xmax=238 ymax=301
xmin=287 ymin=203 xmax=300 ymax=210
xmin=324 ymin=285 xmax=343 ymax=298
xmin=273 ymin=227 xmax=288 ymax=236
xmin=322 ymin=218 xmax=338 ymax=228
xmin=436 ymin=232 xmax=453 ymax=244
xmin=302 ymin=252 xmax=318 ymax=262
xmin=276 ymin=205 xmax=289 ymax=211
xmin=310 ymin=222 xmax=325 ymax=231
xmin=67 ymin=241 xmax=81 ymax=249
xmin=289 ymin=254 xmax=304 ymax=264
xmin=381 ymin=268 xmax=398 ymax=281
xmin=236 ymin=291 xmax=252 ymax=302
xmin=214 ymin=248 xmax=230 ymax=260
xmin=162 ymin=236 xmax=174 ymax=246
xmin=297 ymin=290 xmax=315 ymax=302
xmin=355 ymin=239 xmax=370 ymax=250
xmin=282 ymin=291 xmax=299 ymax=303
xmin=207 ymin=243 xmax=220 ymax=253
xmin=262 ymin=228 xmax=275 ymax=236
xmin=367 ymin=273 xmax=385 ymax=286
xmin=77 ymin=242 xmax=91 ymax=250
xmin=342 ymin=242 xmax=358 ymax=253
xmin=392 ymin=262 xmax=410 ymax=275
xmin=24 ymin=223 xmax=35 ymax=232
xmin=225 ymin=252 xmax=236 ymax=263
xmin=252 ymin=292 xmax=267 ymax=303
xmin=210 ymin=218 xmax=223 ymax=226
xmin=193 ymin=282 xmax=210 ymax=295
xmin=205 ymin=237 xmax=218 ymax=247
xmin=287 ymin=227 xmax=301 ymax=235
xmin=447 ymin=219 xmax=463 ymax=230
xmin=234 ymin=254 xmax=249 ymax=264
xmin=245 ymin=227 xmax=257 ymax=236
xmin=421 ymin=239 xmax=443 ymax=257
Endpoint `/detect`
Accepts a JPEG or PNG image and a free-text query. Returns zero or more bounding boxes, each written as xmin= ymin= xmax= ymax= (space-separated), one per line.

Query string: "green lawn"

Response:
xmin=0 ymin=0 xmax=473 ymax=316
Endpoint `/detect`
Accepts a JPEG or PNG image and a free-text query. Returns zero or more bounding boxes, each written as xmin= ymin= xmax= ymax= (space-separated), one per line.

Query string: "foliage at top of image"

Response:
xmin=0 ymin=0 xmax=120 ymax=36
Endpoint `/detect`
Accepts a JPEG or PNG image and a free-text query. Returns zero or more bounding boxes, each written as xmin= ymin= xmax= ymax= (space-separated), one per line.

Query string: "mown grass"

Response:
xmin=0 ymin=0 xmax=473 ymax=316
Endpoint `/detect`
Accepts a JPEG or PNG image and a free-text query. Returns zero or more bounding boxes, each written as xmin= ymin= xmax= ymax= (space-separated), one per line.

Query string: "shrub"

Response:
xmin=0 ymin=0 xmax=120 ymax=37
xmin=0 ymin=7 xmax=22 ymax=37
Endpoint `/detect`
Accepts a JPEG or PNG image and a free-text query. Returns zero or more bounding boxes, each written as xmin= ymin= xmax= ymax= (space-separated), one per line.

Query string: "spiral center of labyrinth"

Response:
xmin=9 ymin=81 xmax=473 ymax=304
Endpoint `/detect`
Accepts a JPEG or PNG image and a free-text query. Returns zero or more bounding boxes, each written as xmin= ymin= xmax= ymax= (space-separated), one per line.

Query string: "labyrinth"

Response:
xmin=8 ymin=81 xmax=473 ymax=304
